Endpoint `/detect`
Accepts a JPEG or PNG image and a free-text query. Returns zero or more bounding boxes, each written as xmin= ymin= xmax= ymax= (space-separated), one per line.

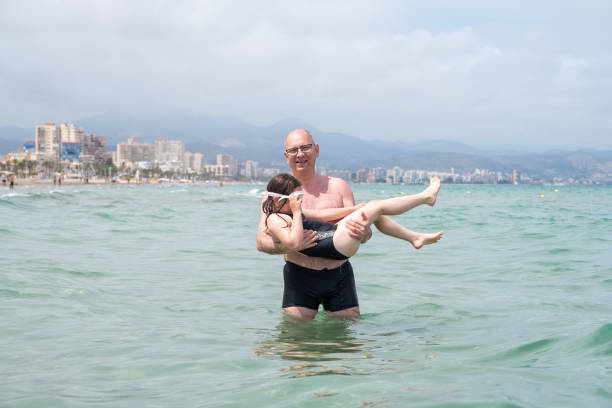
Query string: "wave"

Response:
xmin=1 ymin=192 xmax=30 ymax=200
xmin=0 ymin=288 xmax=50 ymax=299
xmin=93 ymin=212 xmax=126 ymax=222
xmin=482 ymin=337 xmax=560 ymax=363
xmin=584 ymin=323 xmax=612 ymax=355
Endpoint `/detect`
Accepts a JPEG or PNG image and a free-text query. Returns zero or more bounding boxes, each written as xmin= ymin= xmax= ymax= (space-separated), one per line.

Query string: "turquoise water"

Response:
xmin=1 ymin=183 xmax=611 ymax=407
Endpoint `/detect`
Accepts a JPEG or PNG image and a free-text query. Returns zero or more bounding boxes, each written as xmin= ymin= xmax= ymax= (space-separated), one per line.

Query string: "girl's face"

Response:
xmin=278 ymin=187 xmax=302 ymax=213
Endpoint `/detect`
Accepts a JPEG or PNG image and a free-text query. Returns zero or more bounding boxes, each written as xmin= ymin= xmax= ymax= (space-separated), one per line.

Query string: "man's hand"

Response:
xmin=344 ymin=210 xmax=372 ymax=243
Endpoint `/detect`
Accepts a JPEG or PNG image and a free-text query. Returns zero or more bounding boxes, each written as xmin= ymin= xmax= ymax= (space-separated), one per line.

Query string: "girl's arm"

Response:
xmin=302 ymin=203 xmax=365 ymax=223
xmin=266 ymin=196 xmax=305 ymax=252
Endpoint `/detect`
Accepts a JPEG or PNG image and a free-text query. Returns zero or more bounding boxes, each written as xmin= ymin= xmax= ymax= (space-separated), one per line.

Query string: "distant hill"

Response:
xmin=1 ymin=112 xmax=611 ymax=182
xmin=0 ymin=127 xmax=33 ymax=153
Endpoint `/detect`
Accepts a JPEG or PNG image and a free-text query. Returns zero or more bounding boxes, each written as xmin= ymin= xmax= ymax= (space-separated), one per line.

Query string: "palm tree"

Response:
xmin=26 ymin=160 xmax=37 ymax=176
xmin=16 ymin=160 xmax=26 ymax=177
xmin=42 ymin=161 xmax=54 ymax=177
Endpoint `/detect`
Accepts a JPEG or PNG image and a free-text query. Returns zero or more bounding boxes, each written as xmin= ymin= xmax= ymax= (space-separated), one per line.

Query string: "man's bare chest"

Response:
xmin=302 ymin=192 xmax=344 ymax=210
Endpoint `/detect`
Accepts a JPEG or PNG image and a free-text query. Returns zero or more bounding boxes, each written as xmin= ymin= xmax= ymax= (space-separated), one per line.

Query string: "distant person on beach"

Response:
xmin=256 ymin=129 xmax=439 ymax=320
xmin=262 ymin=172 xmax=442 ymax=260
xmin=9 ymin=174 xmax=15 ymax=189
xmin=1 ymin=173 xmax=6 ymax=186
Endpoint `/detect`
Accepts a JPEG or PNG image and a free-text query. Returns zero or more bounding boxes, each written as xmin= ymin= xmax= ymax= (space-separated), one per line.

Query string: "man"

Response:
xmin=256 ymin=129 xmax=371 ymax=320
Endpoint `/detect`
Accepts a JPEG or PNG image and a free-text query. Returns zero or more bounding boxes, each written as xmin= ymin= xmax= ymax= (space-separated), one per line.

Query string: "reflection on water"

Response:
xmin=254 ymin=316 xmax=375 ymax=378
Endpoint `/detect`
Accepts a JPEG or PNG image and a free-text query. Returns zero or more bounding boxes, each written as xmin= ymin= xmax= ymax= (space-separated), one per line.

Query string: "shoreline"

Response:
xmin=3 ymin=177 xmax=264 ymax=187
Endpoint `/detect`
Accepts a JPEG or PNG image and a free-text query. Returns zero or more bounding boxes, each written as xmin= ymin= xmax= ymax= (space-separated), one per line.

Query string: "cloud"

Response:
xmin=0 ymin=0 xmax=611 ymax=149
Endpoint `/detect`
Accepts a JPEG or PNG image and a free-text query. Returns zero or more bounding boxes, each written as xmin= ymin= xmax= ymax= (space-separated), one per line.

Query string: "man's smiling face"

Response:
xmin=284 ymin=130 xmax=319 ymax=176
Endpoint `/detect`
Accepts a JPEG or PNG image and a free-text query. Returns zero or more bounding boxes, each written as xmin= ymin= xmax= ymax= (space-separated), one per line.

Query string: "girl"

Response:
xmin=262 ymin=173 xmax=443 ymax=260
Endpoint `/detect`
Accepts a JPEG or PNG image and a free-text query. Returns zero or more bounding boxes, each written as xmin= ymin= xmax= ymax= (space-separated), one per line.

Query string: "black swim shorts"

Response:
xmin=282 ymin=261 xmax=359 ymax=312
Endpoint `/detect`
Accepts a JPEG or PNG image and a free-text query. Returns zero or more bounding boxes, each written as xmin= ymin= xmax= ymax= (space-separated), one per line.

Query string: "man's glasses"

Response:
xmin=285 ymin=144 xmax=313 ymax=156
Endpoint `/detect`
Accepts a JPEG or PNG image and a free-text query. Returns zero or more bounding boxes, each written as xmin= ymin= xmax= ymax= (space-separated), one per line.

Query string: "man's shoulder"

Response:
xmin=325 ymin=175 xmax=352 ymax=193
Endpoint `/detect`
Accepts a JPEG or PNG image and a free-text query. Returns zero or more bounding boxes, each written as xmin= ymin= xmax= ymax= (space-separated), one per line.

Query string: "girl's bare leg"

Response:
xmin=374 ymin=216 xmax=443 ymax=249
xmin=334 ymin=178 xmax=441 ymax=257
xmin=364 ymin=177 xmax=440 ymax=219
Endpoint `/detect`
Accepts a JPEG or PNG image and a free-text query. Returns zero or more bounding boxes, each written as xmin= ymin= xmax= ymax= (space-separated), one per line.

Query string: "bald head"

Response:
xmin=283 ymin=128 xmax=319 ymax=179
xmin=285 ymin=129 xmax=313 ymax=148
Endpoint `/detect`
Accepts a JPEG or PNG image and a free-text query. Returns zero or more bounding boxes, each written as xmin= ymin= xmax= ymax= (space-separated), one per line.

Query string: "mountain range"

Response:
xmin=2 ymin=111 xmax=612 ymax=182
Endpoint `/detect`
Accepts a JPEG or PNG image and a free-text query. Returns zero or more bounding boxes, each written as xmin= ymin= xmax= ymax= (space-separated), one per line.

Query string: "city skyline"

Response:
xmin=2 ymin=121 xmax=609 ymax=186
xmin=1 ymin=1 xmax=611 ymax=151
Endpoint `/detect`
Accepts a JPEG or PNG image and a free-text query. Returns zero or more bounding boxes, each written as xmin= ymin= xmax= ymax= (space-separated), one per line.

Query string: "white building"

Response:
xmin=373 ymin=167 xmax=387 ymax=183
xmin=192 ymin=153 xmax=205 ymax=174
xmin=35 ymin=123 xmax=61 ymax=160
xmin=183 ymin=151 xmax=193 ymax=172
xmin=326 ymin=169 xmax=351 ymax=182
xmin=244 ymin=160 xmax=259 ymax=180
xmin=155 ymin=139 xmax=185 ymax=163
xmin=261 ymin=168 xmax=280 ymax=178
xmin=182 ymin=151 xmax=206 ymax=174
xmin=115 ymin=136 xmax=155 ymax=167
xmin=205 ymin=163 xmax=231 ymax=177
xmin=391 ymin=166 xmax=404 ymax=184
xmin=216 ymin=154 xmax=238 ymax=177
xmin=60 ymin=123 xmax=84 ymax=143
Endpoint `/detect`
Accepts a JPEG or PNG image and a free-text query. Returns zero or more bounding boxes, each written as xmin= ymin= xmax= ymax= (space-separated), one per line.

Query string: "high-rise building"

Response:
xmin=326 ymin=170 xmax=351 ymax=182
xmin=244 ymin=160 xmax=259 ymax=180
xmin=182 ymin=152 xmax=206 ymax=174
xmin=205 ymin=163 xmax=230 ymax=177
xmin=512 ymin=169 xmax=521 ymax=185
xmin=392 ymin=166 xmax=403 ymax=184
xmin=373 ymin=167 xmax=387 ymax=183
xmin=403 ymin=170 xmax=414 ymax=184
xmin=355 ymin=167 xmax=369 ymax=183
xmin=155 ymin=139 xmax=185 ymax=163
xmin=192 ymin=153 xmax=205 ymax=174
xmin=60 ymin=123 xmax=84 ymax=143
xmin=183 ymin=151 xmax=193 ymax=172
xmin=115 ymin=137 xmax=155 ymax=167
xmin=35 ymin=123 xmax=61 ymax=160
xmin=81 ymin=134 xmax=107 ymax=162
xmin=217 ymin=154 xmax=238 ymax=177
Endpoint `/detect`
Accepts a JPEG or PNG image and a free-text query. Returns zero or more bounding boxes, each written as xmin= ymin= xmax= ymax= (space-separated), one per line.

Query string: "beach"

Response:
xmin=5 ymin=177 xmax=224 ymax=187
xmin=1 ymin=183 xmax=611 ymax=407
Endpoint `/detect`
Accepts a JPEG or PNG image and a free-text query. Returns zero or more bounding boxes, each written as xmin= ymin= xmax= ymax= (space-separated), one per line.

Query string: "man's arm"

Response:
xmin=334 ymin=178 xmax=372 ymax=243
xmin=256 ymin=214 xmax=288 ymax=254
xmin=301 ymin=203 xmax=364 ymax=223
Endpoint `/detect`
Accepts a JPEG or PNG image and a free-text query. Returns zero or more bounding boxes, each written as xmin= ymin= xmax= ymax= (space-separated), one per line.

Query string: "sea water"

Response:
xmin=1 ymin=183 xmax=611 ymax=407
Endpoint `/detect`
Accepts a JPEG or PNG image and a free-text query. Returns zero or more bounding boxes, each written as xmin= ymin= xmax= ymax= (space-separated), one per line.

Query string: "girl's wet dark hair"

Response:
xmin=262 ymin=173 xmax=301 ymax=228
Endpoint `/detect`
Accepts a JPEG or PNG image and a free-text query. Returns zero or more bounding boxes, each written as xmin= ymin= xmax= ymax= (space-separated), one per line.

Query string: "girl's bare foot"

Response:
xmin=412 ymin=231 xmax=443 ymax=249
xmin=424 ymin=177 xmax=441 ymax=206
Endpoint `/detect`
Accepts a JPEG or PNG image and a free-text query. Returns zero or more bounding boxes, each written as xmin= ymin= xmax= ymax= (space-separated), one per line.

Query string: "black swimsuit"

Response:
xmin=282 ymin=261 xmax=359 ymax=312
xmin=277 ymin=213 xmax=358 ymax=312
xmin=298 ymin=218 xmax=349 ymax=260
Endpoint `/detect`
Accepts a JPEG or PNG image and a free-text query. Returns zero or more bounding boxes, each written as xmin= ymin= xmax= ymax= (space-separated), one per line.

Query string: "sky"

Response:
xmin=1 ymin=0 xmax=611 ymax=150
